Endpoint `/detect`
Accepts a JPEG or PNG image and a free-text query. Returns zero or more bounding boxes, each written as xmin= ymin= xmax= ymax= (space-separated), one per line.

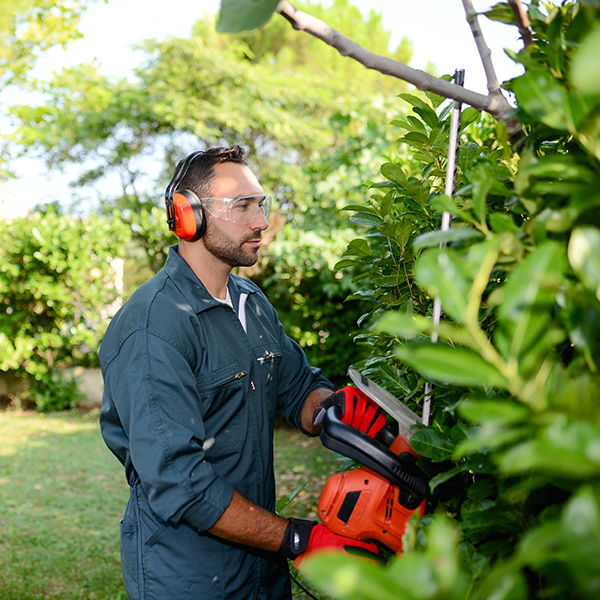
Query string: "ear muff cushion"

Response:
xmin=172 ymin=190 xmax=206 ymax=241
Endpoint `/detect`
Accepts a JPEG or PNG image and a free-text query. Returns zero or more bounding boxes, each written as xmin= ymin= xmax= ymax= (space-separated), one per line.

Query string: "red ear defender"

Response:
xmin=165 ymin=150 xmax=207 ymax=241
xmin=171 ymin=190 xmax=206 ymax=241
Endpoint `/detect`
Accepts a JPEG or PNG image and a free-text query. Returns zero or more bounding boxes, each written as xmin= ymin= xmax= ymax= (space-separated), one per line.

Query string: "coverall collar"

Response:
xmin=164 ymin=244 xmax=257 ymax=314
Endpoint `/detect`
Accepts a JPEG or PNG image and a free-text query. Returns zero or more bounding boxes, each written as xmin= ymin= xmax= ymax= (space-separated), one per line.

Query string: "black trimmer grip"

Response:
xmin=320 ymin=406 xmax=427 ymax=510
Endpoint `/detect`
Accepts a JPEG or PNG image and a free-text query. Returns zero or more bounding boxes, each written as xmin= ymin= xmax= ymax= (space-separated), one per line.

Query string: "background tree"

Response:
xmin=6 ymin=0 xmax=414 ymax=382
xmin=0 ymin=0 xmax=96 ymax=86
xmin=0 ymin=0 xmax=98 ymax=177
xmin=218 ymin=0 xmax=530 ymax=141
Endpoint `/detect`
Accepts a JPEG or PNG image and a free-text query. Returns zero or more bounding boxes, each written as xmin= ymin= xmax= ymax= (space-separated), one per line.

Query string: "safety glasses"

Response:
xmin=201 ymin=194 xmax=272 ymax=225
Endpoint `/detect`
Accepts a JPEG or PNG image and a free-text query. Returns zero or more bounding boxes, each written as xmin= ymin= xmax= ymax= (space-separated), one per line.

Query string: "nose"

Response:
xmin=251 ymin=209 xmax=269 ymax=230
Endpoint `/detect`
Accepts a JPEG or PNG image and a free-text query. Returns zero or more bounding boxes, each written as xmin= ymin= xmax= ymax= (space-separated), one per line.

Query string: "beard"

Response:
xmin=202 ymin=222 xmax=262 ymax=268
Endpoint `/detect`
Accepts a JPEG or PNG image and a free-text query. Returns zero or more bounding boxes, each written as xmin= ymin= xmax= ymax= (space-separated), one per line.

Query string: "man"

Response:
xmin=99 ymin=146 xmax=386 ymax=600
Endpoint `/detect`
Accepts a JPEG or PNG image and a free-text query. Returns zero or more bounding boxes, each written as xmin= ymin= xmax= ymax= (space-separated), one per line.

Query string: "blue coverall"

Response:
xmin=99 ymin=245 xmax=333 ymax=599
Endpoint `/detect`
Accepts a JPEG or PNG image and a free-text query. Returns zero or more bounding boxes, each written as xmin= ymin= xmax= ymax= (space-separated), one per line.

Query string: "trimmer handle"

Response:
xmin=320 ymin=406 xmax=428 ymax=510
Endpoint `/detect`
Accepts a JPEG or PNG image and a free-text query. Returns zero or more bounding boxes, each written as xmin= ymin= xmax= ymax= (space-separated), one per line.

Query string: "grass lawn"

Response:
xmin=0 ymin=409 xmax=342 ymax=599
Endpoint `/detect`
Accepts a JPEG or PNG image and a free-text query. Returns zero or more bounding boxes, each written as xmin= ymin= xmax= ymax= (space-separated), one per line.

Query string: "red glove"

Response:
xmin=313 ymin=386 xmax=386 ymax=438
xmin=279 ymin=518 xmax=383 ymax=569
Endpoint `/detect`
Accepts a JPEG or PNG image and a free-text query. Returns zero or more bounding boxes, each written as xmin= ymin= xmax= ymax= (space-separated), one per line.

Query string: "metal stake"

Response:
xmin=422 ymin=68 xmax=465 ymax=427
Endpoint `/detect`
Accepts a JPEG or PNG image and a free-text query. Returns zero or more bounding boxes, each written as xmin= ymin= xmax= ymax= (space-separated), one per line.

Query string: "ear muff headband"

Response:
xmin=165 ymin=151 xmax=207 ymax=241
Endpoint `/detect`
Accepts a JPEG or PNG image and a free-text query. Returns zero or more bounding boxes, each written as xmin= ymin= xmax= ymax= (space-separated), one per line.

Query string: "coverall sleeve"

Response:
xmin=100 ymin=328 xmax=234 ymax=532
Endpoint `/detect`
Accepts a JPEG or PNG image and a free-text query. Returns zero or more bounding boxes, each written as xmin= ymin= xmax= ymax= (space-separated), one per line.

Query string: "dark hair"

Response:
xmin=176 ymin=145 xmax=248 ymax=198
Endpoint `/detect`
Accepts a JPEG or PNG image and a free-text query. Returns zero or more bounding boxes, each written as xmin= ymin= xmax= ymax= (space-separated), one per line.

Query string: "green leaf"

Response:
xmin=512 ymin=69 xmax=573 ymax=131
xmin=216 ymin=0 xmax=280 ymax=33
xmin=304 ymin=552 xmax=406 ymax=600
xmin=395 ymin=343 xmax=509 ymax=389
xmin=561 ymin=484 xmax=600 ymax=598
xmin=343 ymin=238 xmax=372 ymax=258
xmin=425 ymin=89 xmax=447 ymax=110
xmin=390 ymin=118 xmax=411 ymax=130
xmin=499 ymin=419 xmax=600 ymax=479
xmin=518 ymin=154 xmax=596 ymax=186
xmin=398 ymin=93 xmax=427 ymax=109
xmin=516 ymin=519 xmax=562 ymax=571
xmin=275 ymin=484 xmax=309 ymax=515
xmin=429 ymin=464 xmax=467 ymax=491
xmin=405 ymin=115 xmax=429 ymax=135
xmin=414 ymin=248 xmax=471 ymax=324
xmin=571 ymin=25 xmax=600 ymax=95
xmin=568 ymin=227 xmax=600 ymax=300
xmin=470 ymin=566 xmax=528 ymax=600
xmin=410 ymin=428 xmax=455 ymax=462
xmin=459 ymin=542 xmax=490 ymax=581
xmin=400 ymin=131 xmax=431 ymax=148
xmin=495 ymin=242 xmax=565 ymax=363
xmin=430 ymin=195 xmax=478 ymax=225
xmin=406 ymin=179 xmax=431 ymax=207
xmin=458 ymin=142 xmax=482 ymax=172
xmin=483 ymin=3 xmax=517 ymax=25
xmin=413 ymin=228 xmax=483 ymax=250
xmin=342 ymin=204 xmax=381 ymax=216
xmin=380 ymin=162 xmax=408 ymax=187
xmin=394 ymin=220 xmax=414 ymax=249
xmin=489 ymin=213 xmax=520 ymax=233
xmin=456 ymin=427 xmax=530 ymax=457
xmin=414 ymin=105 xmax=440 ymax=129
xmin=461 ymin=107 xmax=482 ymax=129
xmin=459 ymin=399 xmax=530 ymax=425
xmin=333 ymin=258 xmax=358 ymax=270
xmin=376 ymin=311 xmax=430 ymax=338
xmin=460 ymin=503 xmax=524 ymax=538
xmin=350 ymin=212 xmax=384 ymax=227
xmin=470 ymin=165 xmax=493 ymax=222
xmin=513 ymin=69 xmax=594 ymax=148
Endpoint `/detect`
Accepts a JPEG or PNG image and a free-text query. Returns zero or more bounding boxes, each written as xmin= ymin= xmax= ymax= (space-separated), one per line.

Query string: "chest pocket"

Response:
xmin=196 ymin=362 xmax=248 ymax=456
xmin=254 ymin=344 xmax=282 ymax=420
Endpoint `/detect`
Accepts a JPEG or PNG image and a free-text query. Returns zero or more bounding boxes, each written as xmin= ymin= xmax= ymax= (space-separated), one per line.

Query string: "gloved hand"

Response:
xmin=313 ymin=386 xmax=386 ymax=438
xmin=279 ymin=518 xmax=383 ymax=569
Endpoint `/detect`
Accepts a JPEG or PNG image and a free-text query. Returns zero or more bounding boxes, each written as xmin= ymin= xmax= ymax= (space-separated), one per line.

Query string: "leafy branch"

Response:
xmin=274 ymin=1 xmax=521 ymax=138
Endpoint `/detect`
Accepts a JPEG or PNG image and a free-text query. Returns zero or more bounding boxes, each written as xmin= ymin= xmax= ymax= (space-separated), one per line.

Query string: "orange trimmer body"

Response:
xmin=318 ymin=466 xmax=415 ymax=553
xmin=317 ymin=434 xmax=425 ymax=554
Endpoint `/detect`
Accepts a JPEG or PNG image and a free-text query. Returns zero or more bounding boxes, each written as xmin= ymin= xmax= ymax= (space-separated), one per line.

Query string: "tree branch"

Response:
xmin=277 ymin=1 xmax=521 ymax=139
xmin=461 ymin=0 xmax=502 ymax=96
xmin=508 ymin=0 xmax=534 ymax=48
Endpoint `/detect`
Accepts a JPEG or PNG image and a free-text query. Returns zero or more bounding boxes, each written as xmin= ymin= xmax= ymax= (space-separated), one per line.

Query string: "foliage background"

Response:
xmin=280 ymin=2 xmax=600 ymax=599
xmin=2 ymin=0 xmax=600 ymax=599
xmin=2 ymin=0 xmax=414 ymax=388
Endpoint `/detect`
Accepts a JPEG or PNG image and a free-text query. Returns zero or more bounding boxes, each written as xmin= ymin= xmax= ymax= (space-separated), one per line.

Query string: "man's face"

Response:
xmin=202 ymin=162 xmax=269 ymax=268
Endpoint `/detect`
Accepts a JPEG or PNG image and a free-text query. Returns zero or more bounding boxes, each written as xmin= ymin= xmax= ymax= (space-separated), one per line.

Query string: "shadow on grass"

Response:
xmin=0 ymin=412 xmax=343 ymax=600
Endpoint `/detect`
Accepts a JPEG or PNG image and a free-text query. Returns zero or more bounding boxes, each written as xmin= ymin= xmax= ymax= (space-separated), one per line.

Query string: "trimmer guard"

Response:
xmin=320 ymin=407 xmax=427 ymax=510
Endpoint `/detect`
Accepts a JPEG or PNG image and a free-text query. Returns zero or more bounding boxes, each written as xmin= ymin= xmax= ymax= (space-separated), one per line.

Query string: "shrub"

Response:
xmin=309 ymin=3 xmax=600 ymax=599
xmin=0 ymin=206 xmax=129 ymax=407
xmin=23 ymin=370 xmax=85 ymax=412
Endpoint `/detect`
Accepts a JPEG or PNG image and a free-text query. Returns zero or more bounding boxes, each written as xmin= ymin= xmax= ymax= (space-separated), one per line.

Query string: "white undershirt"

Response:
xmin=215 ymin=287 xmax=233 ymax=308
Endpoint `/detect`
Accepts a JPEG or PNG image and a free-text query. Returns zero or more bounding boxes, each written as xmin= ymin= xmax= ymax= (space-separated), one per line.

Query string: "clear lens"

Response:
xmin=202 ymin=195 xmax=271 ymax=224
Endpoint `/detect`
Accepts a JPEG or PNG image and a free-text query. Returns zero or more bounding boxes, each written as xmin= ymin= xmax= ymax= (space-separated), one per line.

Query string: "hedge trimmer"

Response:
xmin=316 ymin=369 xmax=427 ymax=553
